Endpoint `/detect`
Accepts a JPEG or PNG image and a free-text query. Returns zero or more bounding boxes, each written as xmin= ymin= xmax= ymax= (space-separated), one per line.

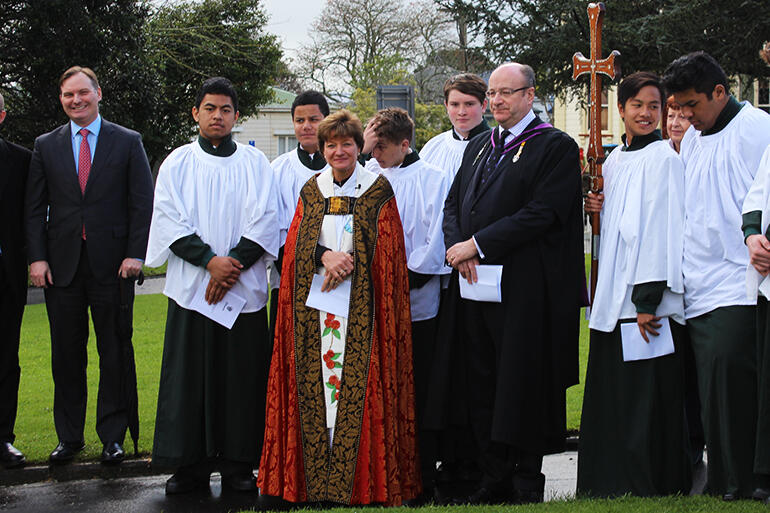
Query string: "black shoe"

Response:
xmin=722 ymin=492 xmax=738 ymax=501
xmin=49 ymin=441 xmax=85 ymax=464
xmin=753 ymin=488 xmax=770 ymax=500
xmin=221 ymin=472 xmax=257 ymax=492
xmin=101 ymin=442 xmax=125 ymax=465
xmin=464 ymin=486 xmax=511 ymax=505
xmin=165 ymin=473 xmax=210 ymax=495
xmin=0 ymin=442 xmax=26 ymax=469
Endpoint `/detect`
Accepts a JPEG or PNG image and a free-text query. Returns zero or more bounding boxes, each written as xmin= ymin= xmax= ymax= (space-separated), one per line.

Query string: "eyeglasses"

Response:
xmin=485 ymin=86 xmax=532 ymax=99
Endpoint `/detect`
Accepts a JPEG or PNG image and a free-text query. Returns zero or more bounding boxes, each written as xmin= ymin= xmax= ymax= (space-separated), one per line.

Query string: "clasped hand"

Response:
xmin=205 ymin=256 xmax=243 ymax=304
xmin=321 ymin=251 xmax=354 ymax=292
xmin=446 ymin=239 xmax=480 ymax=284
xmin=747 ymin=234 xmax=770 ymax=276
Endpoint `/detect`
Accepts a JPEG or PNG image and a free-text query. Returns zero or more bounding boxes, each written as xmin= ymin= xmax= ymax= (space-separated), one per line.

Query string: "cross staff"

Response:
xmin=572 ymin=1 xmax=620 ymax=302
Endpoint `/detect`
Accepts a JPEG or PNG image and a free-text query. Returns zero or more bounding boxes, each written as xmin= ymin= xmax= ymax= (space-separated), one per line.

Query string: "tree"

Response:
xmin=144 ymin=0 xmax=282 ymax=166
xmin=0 ymin=0 xmax=283 ymax=167
xmin=436 ymin=0 xmax=770 ymax=99
xmin=0 ymin=0 xmax=153 ymax=150
xmin=295 ymin=0 xmax=458 ymax=102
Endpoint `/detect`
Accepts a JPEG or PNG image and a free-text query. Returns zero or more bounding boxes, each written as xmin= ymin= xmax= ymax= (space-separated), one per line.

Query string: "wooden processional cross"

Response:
xmin=572 ymin=2 xmax=620 ymax=302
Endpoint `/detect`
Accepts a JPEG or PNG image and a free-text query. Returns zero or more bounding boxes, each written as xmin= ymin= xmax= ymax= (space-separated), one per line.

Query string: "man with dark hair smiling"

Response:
xmin=578 ymin=71 xmax=690 ymax=497
xmin=146 ymin=77 xmax=279 ymax=494
xmin=25 ymin=66 xmax=153 ymax=466
xmin=664 ymin=51 xmax=770 ymax=501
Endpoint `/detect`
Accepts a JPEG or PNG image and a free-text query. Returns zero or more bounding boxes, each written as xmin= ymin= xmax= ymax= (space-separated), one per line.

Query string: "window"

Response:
xmin=758 ymin=78 xmax=770 ymax=113
xmin=277 ymin=134 xmax=297 ymax=155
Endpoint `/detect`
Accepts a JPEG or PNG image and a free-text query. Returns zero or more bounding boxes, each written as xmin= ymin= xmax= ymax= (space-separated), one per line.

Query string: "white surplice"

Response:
xmin=742 ymin=144 xmax=770 ymax=300
xmin=145 ymin=141 xmax=279 ymax=312
xmin=589 ymin=140 xmax=686 ymax=332
xmin=365 ymin=156 xmax=450 ymax=320
xmin=679 ymin=103 xmax=770 ymax=318
xmin=420 ymin=129 xmax=472 ymax=182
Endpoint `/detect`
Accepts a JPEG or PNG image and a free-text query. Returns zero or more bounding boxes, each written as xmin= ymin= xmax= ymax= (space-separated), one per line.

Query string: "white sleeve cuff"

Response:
xmin=472 ymin=236 xmax=485 ymax=260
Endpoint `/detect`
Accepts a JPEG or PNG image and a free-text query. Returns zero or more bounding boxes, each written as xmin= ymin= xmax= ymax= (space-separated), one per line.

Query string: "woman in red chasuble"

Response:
xmin=257 ymin=109 xmax=420 ymax=505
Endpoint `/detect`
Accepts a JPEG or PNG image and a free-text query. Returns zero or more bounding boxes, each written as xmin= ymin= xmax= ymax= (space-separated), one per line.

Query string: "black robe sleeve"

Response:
xmin=228 ymin=237 xmax=266 ymax=270
xmin=631 ymin=281 xmax=667 ymax=315
xmin=743 ymin=210 xmax=762 ymax=243
xmin=170 ymin=233 xmax=216 ymax=268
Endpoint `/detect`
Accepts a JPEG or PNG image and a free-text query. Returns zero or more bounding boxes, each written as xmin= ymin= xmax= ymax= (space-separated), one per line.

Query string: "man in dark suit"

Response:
xmin=432 ymin=63 xmax=584 ymax=504
xmin=0 ymin=93 xmax=31 ymax=468
xmin=25 ymin=66 xmax=153 ymax=465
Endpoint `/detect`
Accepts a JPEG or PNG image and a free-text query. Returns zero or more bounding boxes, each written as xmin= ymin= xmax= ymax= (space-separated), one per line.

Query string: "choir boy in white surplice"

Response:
xmin=577 ymin=72 xmax=691 ymax=498
xmin=420 ymin=73 xmax=490 ymax=183
xmin=664 ymin=51 xmax=770 ymax=500
xmin=270 ymin=91 xmax=330 ymax=328
xmin=145 ymin=78 xmax=279 ymax=495
xmin=365 ymin=107 xmax=450 ymax=497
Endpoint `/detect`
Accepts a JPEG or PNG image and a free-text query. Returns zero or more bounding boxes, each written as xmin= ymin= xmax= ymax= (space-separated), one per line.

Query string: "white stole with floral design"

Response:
xmin=315 ymin=165 xmax=377 ymax=430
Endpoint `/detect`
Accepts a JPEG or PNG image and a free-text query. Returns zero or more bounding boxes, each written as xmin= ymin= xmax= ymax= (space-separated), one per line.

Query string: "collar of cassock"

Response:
xmin=399 ymin=150 xmax=420 ymax=168
xmin=297 ymin=143 xmax=327 ymax=170
xmin=452 ymin=118 xmax=492 ymax=141
xmin=703 ymin=96 xmax=743 ymax=136
xmin=198 ymin=134 xmax=236 ymax=157
xmin=621 ymin=129 xmax=661 ymax=152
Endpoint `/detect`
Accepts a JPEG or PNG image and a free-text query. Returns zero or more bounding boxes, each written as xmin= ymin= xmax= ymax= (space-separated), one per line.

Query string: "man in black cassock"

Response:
xmin=428 ymin=62 xmax=583 ymax=505
xmin=0 ymin=93 xmax=30 ymax=468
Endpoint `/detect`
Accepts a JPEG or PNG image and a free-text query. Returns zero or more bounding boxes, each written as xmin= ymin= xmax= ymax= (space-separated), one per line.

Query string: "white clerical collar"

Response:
xmin=498 ymin=110 xmax=536 ymax=144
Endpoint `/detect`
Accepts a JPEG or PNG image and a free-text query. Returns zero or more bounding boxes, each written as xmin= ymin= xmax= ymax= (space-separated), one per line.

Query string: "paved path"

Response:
xmin=0 ymin=452 xmax=578 ymax=512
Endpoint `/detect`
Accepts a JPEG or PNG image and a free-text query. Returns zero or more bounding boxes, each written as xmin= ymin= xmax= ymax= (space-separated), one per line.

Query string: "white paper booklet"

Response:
xmin=620 ymin=317 xmax=675 ymax=362
xmin=459 ymin=264 xmax=503 ymax=302
xmin=189 ymin=278 xmax=247 ymax=330
xmin=305 ymin=273 xmax=352 ymax=318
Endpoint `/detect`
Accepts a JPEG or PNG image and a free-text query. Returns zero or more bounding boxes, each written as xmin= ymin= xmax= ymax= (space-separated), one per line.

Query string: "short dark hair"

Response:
xmin=443 ymin=73 xmax=487 ymax=104
xmin=371 ymin=107 xmax=413 ymax=145
xmin=617 ymin=72 xmax=665 ymax=108
xmin=317 ymin=109 xmax=364 ymax=151
xmin=195 ymin=77 xmax=238 ymax=111
xmin=59 ymin=66 xmax=100 ymax=91
xmin=663 ymin=51 xmax=728 ymax=99
xmin=291 ymin=90 xmax=329 ymax=118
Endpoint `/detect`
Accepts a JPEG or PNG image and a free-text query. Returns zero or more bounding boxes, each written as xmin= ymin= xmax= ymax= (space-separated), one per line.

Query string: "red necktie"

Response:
xmin=78 ymin=128 xmax=90 ymax=238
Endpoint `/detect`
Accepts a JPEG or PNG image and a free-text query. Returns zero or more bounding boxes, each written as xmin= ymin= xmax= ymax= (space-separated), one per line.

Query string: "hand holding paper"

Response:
xmin=459 ymin=264 xmax=502 ymax=302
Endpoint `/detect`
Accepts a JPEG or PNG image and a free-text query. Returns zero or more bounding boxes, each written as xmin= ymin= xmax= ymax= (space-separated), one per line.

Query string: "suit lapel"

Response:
xmin=85 ymin=119 xmax=114 ymax=195
xmin=461 ymin=139 xmax=492 ymax=223
xmin=55 ymin=124 xmax=82 ymax=196
xmin=472 ymin=117 xmax=543 ymax=206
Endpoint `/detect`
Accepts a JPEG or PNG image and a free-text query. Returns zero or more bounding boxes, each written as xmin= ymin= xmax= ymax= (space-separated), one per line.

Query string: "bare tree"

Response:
xmin=294 ymin=0 xmax=457 ymax=102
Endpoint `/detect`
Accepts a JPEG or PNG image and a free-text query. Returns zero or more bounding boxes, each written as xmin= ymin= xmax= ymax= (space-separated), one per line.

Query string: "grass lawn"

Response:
xmin=15 ymin=260 xmax=592 ymax=462
xmin=15 ymin=294 xmax=167 ymax=462
xmin=235 ymin=496 xmax=770 ymax=513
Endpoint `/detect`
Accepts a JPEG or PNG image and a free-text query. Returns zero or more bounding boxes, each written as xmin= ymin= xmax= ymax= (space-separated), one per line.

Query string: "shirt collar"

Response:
xmin=452 ymin=118 xmax=491 ymax=141
xmin=498 ymin=110 xmax=536 ymax=140
xmin=297 ymin=143 xmax=326 ymax=170
xmin=70 ymin=115 xmax=101 ymax=138
xmin=621 ymin=129 xmax=661 ymax=152
xmin=703 ymin=96 xmax=743 ymax=136
xmin=399 ymin=150 xmax=420 ymax=168
xmin=197 ymin=133 xmax=237 ymax=157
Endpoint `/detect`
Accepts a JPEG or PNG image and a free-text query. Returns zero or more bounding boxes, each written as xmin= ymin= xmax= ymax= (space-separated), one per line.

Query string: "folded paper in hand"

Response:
xmin=189 ymin=279 xmax=246 ymax=330
xmin=459 ymin=264 xmax=502 ymax=302
xmin=620 ymin=317 xmax=675 ymax=362
xmin=306 ymin=273 xmax=351 ymax=318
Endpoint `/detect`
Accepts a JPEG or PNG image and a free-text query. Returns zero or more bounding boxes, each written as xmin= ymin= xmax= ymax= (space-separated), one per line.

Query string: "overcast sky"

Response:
xmin=263 ymin=0 xmax=324 ymax=59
